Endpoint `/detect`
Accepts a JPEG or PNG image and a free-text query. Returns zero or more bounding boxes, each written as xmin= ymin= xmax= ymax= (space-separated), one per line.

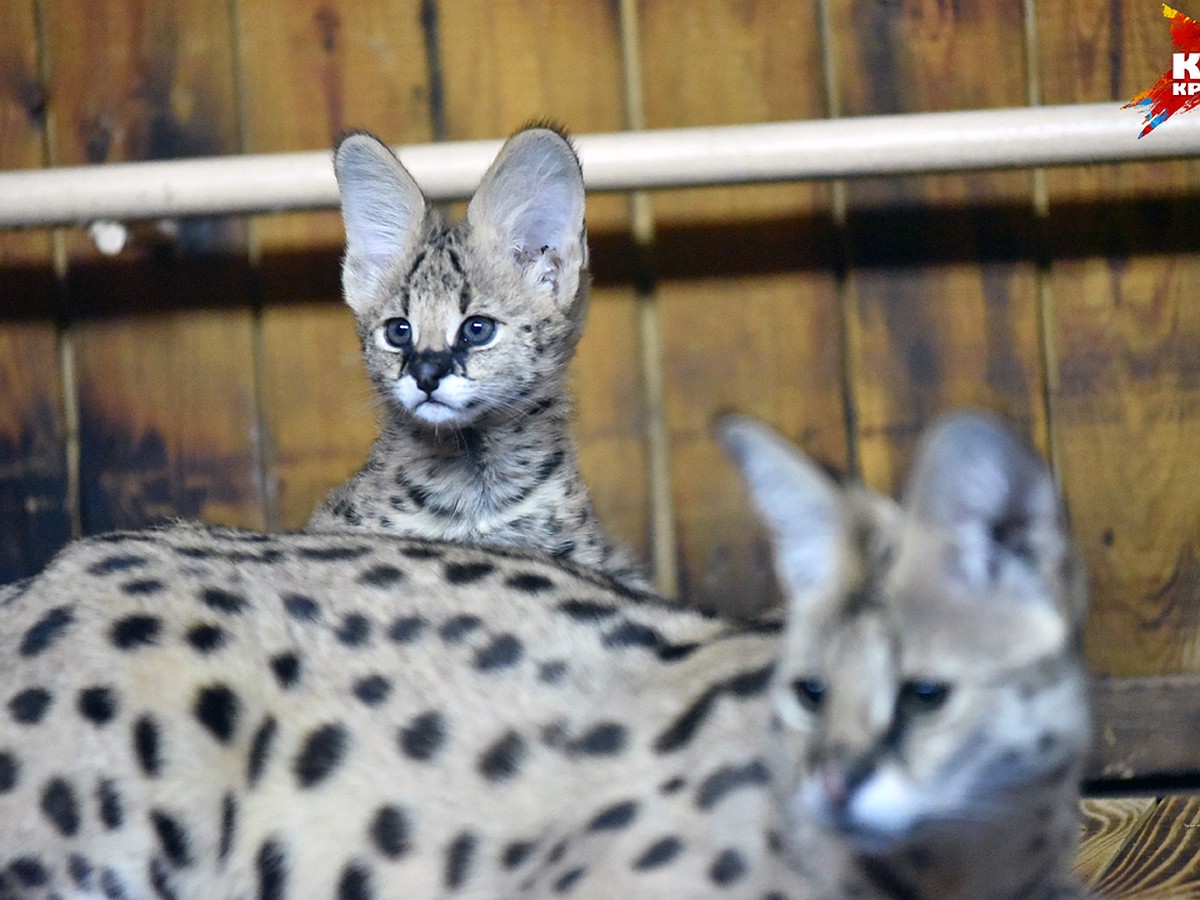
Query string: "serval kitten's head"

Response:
xmin=334 ymin=127 xmax=589 ymax=428
xmin=722 ymin=413 xmax=1090 ymax=864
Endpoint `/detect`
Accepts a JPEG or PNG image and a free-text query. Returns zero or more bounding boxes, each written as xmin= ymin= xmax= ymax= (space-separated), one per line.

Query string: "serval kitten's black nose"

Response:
xmin=409 ymin=351 xmax=454 ymax=395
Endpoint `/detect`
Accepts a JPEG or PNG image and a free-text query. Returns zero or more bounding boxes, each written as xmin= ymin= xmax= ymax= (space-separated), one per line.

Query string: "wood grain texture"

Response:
xmin=1037 ymin=0 xmax=1200 ymax=678
xmin=1076 ymin=798 xmax=1158 ymax=888
xmin=831 ymin=0 xmax=1048 ymax=496
xmin=639 ymin=0 xmax=844 ymax=613
xmin=235 ymin=0 xmax=432 ymax=529
xmin=438 ymin=0 xmax=650 ymax=563
xmin=0 ymin=0 xmax=69 ymax=581
xmin=41 ymin=0 xmax=265 ymax=533
xmin=1088 ymin=796 xmax=1200 ymax=898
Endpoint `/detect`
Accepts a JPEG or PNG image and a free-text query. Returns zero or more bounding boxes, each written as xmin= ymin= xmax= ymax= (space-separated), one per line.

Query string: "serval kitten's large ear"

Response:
xmin=334 ymin=132 xmax=429 ymax=313
xmin=718 ymin=415 xmax=845 ymax=603
xmin=902 ymin=412 xmax=1082 ymax=622
xmin=467 ymin=127 xmax=587 ymax=306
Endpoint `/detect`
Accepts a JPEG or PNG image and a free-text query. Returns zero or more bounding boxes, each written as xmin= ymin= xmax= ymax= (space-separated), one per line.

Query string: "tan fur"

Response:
xmin=307 ymin=128 xmax=649 ymax=592
xmin=0 ymin=413 xmax=1090 ymax=898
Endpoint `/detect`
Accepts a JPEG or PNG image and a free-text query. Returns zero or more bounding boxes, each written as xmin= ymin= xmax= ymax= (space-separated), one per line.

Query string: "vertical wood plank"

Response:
xmin=831 ymin=0 xmax=1047 ymax=495
xmin=0 ymin=0 xmax=70 ymax=580
xmin=235 ymin=0 xmax=432 ymax=529
xmin=1038 ymin=0 xmax=1200 ymax=678
xmin=436 ymin=0 xmax=651 ymax=563
xmin=640 ymin=0 xmax=844 ymax=613
xmin=42 ymin=0 xmax=264 ymax=533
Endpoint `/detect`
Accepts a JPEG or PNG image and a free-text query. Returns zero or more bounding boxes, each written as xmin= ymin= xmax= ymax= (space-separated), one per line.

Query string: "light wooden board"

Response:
xmin=830 ymin=0 xmax=1048 ymax=495
xmin=0 ymin=0 xmax=70 ymax=580
xmin=1088 ymin=796 xmax=1200 ymax=897
xmin=640 ymin=0 xmax=844 ymax=614
xmin=1036 ymin=0 xmax=1200 ymax=678
xmin=41 ymin=0 xmax=265 ymax=533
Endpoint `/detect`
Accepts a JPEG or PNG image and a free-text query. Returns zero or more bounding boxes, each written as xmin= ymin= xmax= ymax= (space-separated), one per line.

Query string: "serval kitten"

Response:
xmin=307 ymin=127 xmax=649 ymax=592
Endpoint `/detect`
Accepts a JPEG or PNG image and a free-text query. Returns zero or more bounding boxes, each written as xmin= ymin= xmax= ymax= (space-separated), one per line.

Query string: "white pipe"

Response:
xmin=0 ymin=102 xmax=1195 ymax=229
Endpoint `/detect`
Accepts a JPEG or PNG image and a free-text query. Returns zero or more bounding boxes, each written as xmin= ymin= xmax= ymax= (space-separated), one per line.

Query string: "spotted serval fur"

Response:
xmin=0 ymin=412 xmax=1090 ymax=898
xmin=306 ymin=127 xmax=648 ymax=592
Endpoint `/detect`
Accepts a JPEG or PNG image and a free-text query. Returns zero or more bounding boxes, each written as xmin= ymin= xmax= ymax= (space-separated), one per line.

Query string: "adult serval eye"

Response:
xmin=459 ymin=315 xmax=497 ymax=347
xmin=381 ymin=318 xmax=412 ymax=349
xmin=791 ymin=678 xmax=826 ymax=712
xmin=901 ymin=680 xmax=952 ymax=714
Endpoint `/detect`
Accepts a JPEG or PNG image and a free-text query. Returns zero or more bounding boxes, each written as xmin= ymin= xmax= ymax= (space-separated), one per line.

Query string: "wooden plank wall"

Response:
xmin=1 ymin=1 xmax=1198 ymax=681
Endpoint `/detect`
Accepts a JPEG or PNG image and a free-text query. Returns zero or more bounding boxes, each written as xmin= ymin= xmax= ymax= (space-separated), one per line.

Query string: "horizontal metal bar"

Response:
xmin=0 ymin=102 xmax=1196 ymax=229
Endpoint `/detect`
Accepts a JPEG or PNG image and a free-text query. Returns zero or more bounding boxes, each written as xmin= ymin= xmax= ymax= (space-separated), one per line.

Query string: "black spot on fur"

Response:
xmin=588 ymin=800 xmax=638 ymax=831
xmin=660 ymin=776 xmax=686 ymax=794
xmin=445 ymin=831 xmax=477 ymax=890
xmin=633 ymin=836 xmax=683 ymax=870
xmin=100 ymin=867 xmax=127 ymax=898
xmin=9 ymin=687 xmax=52 ymax=723
xmin=475 ymin=634 xmax=523 ymax=671
xmin=41 ymin=777 xmax=80 ymax=836
xmin=654 ymin=664 xmax=775 ymax=754
xmin=444 ymin=561 xmax=494 ymax=584
xmin=555 ymin=866 xmax=585 ymax=893
xmin=502 ymin=841 xmax=534 ymax=870
xmin=370 ymin=805 xmax=411 ymax=859
xmin=110 ymin=614 xmax=161 ymax=649
xmin=337 ymin=614 xmax=372 ymax=646
xmin=87 ymin=554 xmax=146 ymax=575
xmin=186 ymin=623 xmax=227 ymax=653
xmin=219 ymin=793 xmax=237 ymax=861
xmin=248 ymin=716 xmax=278 ymax=787
xmin=357 ymin=564 xmax=405 ymax=587
xmin=478 ymin=730 xmax=526 ymax=781
xmin=20 ymin=605 xmax=73 ymax=656
xmin=568 ymin=722 xmax=627 ymax=756
xmin=546 ymin=839 xmax=568 ymax=865
xmin=337 ymin=862 xmax=373 ymax=900
xmin=400 ymin=544 xmax=443 ymax=560
xmin=283 ymin=594 xmax=321 ymax=621
xmin=603 ymin=620 xmax=661 ymax=650
xmin=440 ymin=614 xmax=482 ymax=643
xmin=200 ymin=587 xmax=247 ymax=615
xmin=0 ymin=751 xmax=18 ymax=792
xmin=69 ymin=853 xmax=93 ymax=888
xmin=388 ymin=616 xmax=427 ymax=643
xmin=257 ymin=838 xmax=287 ymax=900
xmin=150 ymin=809 xmax=192 ymax=867
xmin=695 ymin=760 xmax=771 ymax=810
xmin=354 ymin=675 xmax=392 ymax=706
xmin=270 ymin=653 xmax=301 ymax=689
xmin=505 ymin=572 xmax=554 ymax=593
xmin=539 ymin=661 xmax=568 ymax=684
xmin=102 ymin=868 xmax=130 ymax=900
xmin=134 ymin=715 xmax=162 ymax=776
xmin=556 ymin=599 xmax=619 ymax=622
xmin=98 ymin=778 xmax=123 ymax=829
xmin=294 ymin=723 xmax=349 ymax=788
xmin=9 ymin=856 xmax=49 ymax=887
xmin=149 ymin=857 xmax=178 ymax=899
xmin=399 ymin=710 xmax=446 ymax=761
xmin=194 ymin=685 xmax=240 ymax=744
xmin=297 ymin=545 xmax=371 ymax=562
xmin=709 ymin=848 xmax=747 ymax=885
xmin=77 ymin=686 xmax=118 ymax=724
xmin=122 ymin=578 xmax=164 ymax=595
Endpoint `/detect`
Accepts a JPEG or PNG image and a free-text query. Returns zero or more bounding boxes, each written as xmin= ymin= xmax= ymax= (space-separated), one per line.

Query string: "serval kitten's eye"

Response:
xmin=459 ymin=316 xmax=497 ymax=347
xmin=382 ymin=318 xmax=412 ymax=349
xmin=900 ymin=680 xmax=952 ymax=714
xmin=791 ymin=678 xmax=826 ymax=712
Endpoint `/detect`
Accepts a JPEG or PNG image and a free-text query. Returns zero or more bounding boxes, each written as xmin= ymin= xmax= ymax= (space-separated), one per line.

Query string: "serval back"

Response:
xmin=0 ymin=412 xmax=1090 ymax=898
